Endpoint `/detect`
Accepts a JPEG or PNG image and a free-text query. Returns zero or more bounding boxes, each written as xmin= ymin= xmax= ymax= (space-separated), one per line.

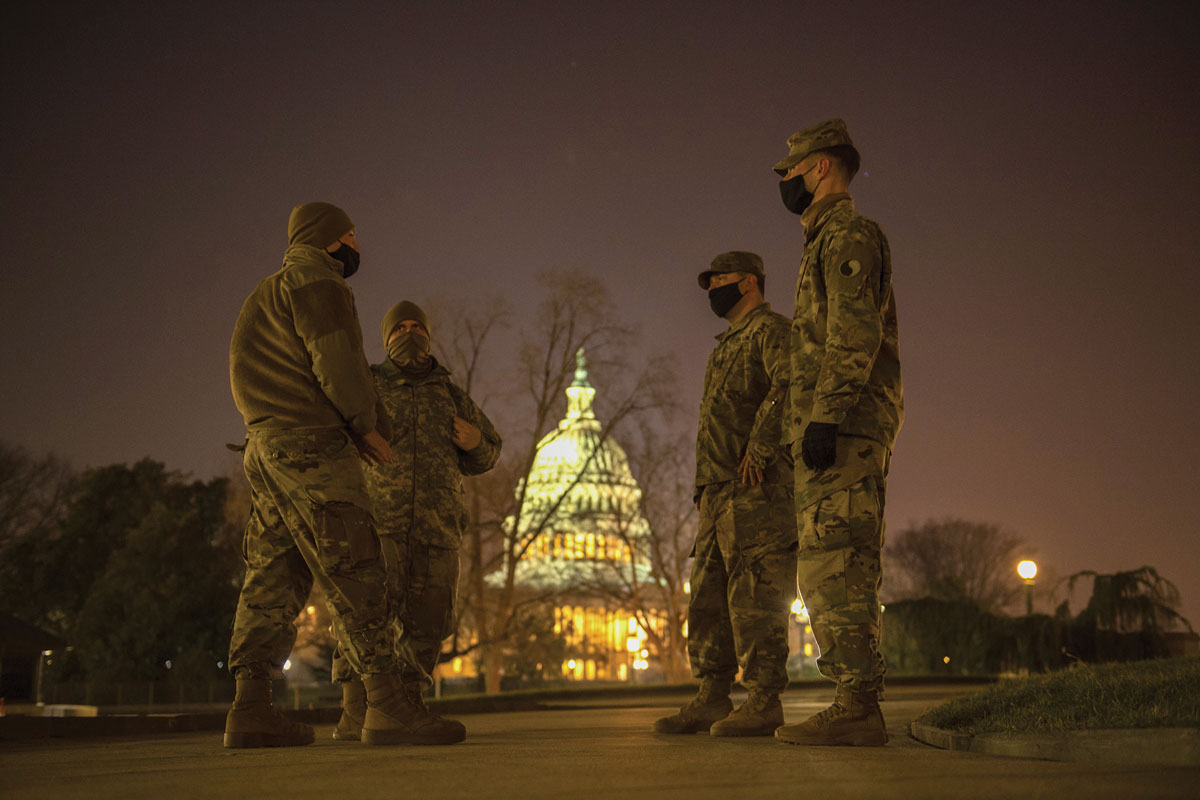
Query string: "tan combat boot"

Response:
xmin=360 ymin=673 xmax=466 ymax=746
xmin=223 ymin=678 xmax=315 ymax=748
xmin=652 ymin=676 xmax=734 ymax=734
xmin=332 ymin=676 xmax=366 ymax=741
xmin=774 ymin=683 xmax=887 ymax=746
xmin=709 ymin=688 xmax=784 ymax=737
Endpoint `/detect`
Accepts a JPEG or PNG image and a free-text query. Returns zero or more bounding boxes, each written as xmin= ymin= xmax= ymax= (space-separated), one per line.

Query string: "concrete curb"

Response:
xmin=909 ymin=721 xmax=1200 ymax=767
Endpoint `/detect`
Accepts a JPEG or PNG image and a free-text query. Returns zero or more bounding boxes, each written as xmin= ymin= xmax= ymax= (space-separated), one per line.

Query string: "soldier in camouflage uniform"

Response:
xmin=654 ymin=251 xmax=796 ymax=737
xmin=331 ymin=300 xmax=501 ymax=742
xmin=227 ymin=202 xmax=464 ymax=748
xmin=771 ymin=120 xmax=904 ymax=747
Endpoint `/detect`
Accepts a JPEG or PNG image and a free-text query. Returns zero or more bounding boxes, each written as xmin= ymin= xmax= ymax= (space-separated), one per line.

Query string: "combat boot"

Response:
xmin=360 ymin=673 xmax=466 ymax=746
xmin=332 ymin=676 xmax=366 ymax=741
xmin=774 ymin=684 xmax=887 ymax=747
xmin=223 ymin=678 xmax=315 ymax=749
xmin=709 ymin=689 xmax=784 ymax=737
xmin=652 ymin=676 xmax=734 ymax=734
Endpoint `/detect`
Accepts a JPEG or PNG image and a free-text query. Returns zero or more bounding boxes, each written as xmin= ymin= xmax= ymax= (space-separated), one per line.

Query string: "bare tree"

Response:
xmin=884 ymin=517 xmax=1031 ymax=613
xmin=572 ymin=415 xmax=695 ymax=682
xmin=0 ymin=441 xmax=72 ymax=546
xmin=440 ymin=270 xmax=679 ymax=692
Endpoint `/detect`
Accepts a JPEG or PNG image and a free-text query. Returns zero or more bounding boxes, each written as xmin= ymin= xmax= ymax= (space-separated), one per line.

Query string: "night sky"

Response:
xmin=3 ymin=2 xmax=1198 ymax=623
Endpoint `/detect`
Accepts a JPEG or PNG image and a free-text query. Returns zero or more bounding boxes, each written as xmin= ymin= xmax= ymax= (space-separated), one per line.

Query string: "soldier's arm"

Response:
xmin=369 ymin=367 xmax=394 ymax=442
xmin=450 ymin=384 xmax=502 ymax=475
xmin=289 ymin=277 xmax=379 ymax=436
xmin=745 ymin=317 xmax=790 ymax=467
xmin=811 ymin=227 xmax=885 ymax=425
xmin=353 ymin=370 xmax=395 ymax=465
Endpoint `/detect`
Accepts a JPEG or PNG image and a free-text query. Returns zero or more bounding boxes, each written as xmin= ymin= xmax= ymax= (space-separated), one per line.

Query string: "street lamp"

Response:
xmin=1017 ymin=560 xmax=1037 ymax=615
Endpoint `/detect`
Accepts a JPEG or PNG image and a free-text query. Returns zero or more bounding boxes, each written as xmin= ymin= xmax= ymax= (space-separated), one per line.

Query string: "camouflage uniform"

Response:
xmin=230 ymin=429 xmax=395 ymax=677
xmin=789 ymin=187 xmax=903 ymax=692
xmin=331 ymin=357 xmax=501 ymax=692
xmin=228 ymin=221 xmax=398 ymax=680
xmin=691 ymin=301 xmax=797 ymax=694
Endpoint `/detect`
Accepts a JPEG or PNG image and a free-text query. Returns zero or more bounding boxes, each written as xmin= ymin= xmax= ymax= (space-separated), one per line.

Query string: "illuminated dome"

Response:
xmin=505 ymin=348 xmax=653 ymax=590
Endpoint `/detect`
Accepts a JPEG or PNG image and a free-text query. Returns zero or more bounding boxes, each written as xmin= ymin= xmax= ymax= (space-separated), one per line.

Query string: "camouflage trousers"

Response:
xmin=796 ymin=471 xmax=887 ymax=691
xmin=688 ymin=480 xmax=797 ymax=693
xmin=228 ymin=428 xmax=398 ymax=679
xmin=332 ymin=533 xmax=460 ymax=693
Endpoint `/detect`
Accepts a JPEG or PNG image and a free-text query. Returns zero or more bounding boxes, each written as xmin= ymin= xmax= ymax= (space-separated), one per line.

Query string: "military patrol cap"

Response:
xmin=381 ymin=300 xmax=430 ymax=344
xmin=697 ymin=251 xmax=765 ymax=289
xmin=772 ymin=118 xmax=859 ymax=175
xmin=287 ymin=201 xmax=354 ymax=248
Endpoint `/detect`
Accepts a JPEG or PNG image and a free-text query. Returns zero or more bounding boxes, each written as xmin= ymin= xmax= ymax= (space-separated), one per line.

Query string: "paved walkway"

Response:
xmin=2 ymin=684 xmax=1197 ymax=799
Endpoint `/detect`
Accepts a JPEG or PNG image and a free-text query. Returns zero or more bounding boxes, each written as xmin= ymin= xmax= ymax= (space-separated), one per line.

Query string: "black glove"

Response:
xmin=800 ymin=422 xmax=839 ymax=471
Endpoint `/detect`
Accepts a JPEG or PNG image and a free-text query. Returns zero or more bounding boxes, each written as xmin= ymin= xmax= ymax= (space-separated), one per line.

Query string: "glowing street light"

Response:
xmin=1017 ymin=560 xmax=1037 ymax=615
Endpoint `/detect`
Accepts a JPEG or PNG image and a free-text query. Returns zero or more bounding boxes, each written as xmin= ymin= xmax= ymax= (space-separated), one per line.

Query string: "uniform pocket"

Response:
xmin=804 ymin=489 xmax=852 ymax=552
xmin=314 ymin=501 xmax=381 ymax=571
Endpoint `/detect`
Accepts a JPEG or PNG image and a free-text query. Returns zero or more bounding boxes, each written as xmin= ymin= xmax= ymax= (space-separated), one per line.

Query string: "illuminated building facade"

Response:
xmin=505 ymin=349 xmax=667 ymax=681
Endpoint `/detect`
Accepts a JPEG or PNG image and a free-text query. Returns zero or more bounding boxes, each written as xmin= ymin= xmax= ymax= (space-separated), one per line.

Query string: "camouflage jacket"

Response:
xmin=365 ymin=358 xmax=501 ymax=548
xmin=695 ymin=303 xmax=793 ymax=495
xmin=789 ymin=194 xmax=903 ymax=450
xmin=230 ymin=244 xmax=386 ymax=437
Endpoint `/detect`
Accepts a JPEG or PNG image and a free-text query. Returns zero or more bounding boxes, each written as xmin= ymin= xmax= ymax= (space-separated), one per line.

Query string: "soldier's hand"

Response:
xmin=800 ymin=422 xmax=839 ymax=471
xmin=738 ymin=454 xmax=763 ymax=486
xmin=451 ymin=416 xmax=482 ymax=451
xmin=356 ymin=429 xmax=394 ymax=465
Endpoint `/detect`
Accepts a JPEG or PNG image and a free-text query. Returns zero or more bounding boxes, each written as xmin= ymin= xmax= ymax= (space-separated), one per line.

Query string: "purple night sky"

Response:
xmin=2 ymin=2 xmax=1198 ymax=622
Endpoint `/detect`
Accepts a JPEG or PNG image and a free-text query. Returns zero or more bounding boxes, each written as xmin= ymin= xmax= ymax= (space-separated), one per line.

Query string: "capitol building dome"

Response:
xmin=485 ymin=349 xmax=668 ymax=682
xmin=506 ymin=348 xmax=654 ymax=591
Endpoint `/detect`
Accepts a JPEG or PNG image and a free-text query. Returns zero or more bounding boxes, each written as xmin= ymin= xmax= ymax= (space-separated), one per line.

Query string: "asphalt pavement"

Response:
xmin=2 ymin=683 xmax=1197 ymax=799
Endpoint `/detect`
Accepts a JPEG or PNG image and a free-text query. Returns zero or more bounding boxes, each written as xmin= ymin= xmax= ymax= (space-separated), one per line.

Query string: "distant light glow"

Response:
xmin=283 ymin=659 xmax=292 ymax=671
xmin=1017 ymin=560 xmax=1038 ymax=580
xmin=790 ymin=598 xmax=807 ymax=617
xmin=943 ymin=656 xmax=950 ymax=664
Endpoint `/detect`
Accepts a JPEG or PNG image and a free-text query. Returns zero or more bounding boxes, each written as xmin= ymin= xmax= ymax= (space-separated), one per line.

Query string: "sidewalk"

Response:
xmin=2 ymin=683 xmax=1197 ymax=799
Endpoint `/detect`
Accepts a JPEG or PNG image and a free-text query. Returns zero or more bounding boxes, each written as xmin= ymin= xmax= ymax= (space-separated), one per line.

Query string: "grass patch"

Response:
xmin=915 ymin=656 xmax=1200 ymax=735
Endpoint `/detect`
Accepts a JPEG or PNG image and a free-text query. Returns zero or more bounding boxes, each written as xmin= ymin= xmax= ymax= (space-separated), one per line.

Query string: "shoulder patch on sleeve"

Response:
xmin=829 ymin=248 xmax=876 ymax=296
xmin=291 ymin=278 xmax=357 ymax=339
xmin=826 ymin=223 xmax=881 ymax=298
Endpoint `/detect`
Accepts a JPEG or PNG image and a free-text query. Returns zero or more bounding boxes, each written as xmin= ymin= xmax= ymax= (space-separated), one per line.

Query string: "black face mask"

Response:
xmin=779 ymin=173 xmax=814 ymax=215
xmin=708 ymin=280 xmax=744 ymax=318
xmin=330 ymin=243 xmax=360 ymax=279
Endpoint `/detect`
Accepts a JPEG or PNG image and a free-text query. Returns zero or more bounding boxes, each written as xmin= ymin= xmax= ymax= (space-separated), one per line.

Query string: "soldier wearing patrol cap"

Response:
xmin=227 ymin=203 xmax=466 ymax=749
xmin=771 ymin=120 xmax=904 ymax=747
xmin=653 ymin=251 xmax=797 ymax=737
